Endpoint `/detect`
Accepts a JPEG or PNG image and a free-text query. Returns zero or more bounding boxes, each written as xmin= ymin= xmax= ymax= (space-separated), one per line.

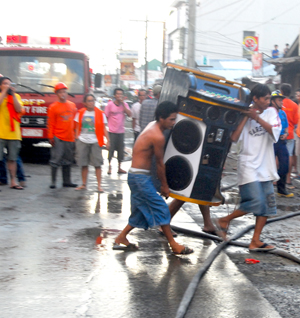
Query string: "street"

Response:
xmin=1 ymin=140 xmax=300 ymax=317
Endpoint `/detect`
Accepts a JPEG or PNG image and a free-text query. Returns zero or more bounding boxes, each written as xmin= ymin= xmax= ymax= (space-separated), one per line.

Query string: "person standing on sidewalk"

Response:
xmin=271 ymin=90 xmax=293 ymax=197
xmin=0 ymin=77 xmax=24 ymax=190
xmin=216 ymin=84 xmax=281 ymax=251
xmin=131 ymin=89 xmax=147 ymax=142
xmin=105 ymin=88 xmax=131 ymax=175
xmin=113 ymin=101 xmax=193 ymax=255
xmin=280 ymin=84 xmax=299 ymax=186
xmin=47 ymin=82 xmax=77 ymax=189
xmin=74 ymin=94 xmax=110 ymax=192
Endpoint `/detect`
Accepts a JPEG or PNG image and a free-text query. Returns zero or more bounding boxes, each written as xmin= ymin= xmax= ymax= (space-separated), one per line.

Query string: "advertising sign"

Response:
xmin=120 ymin=62 xmax=136 ymax=80
xmin=243 ymin=31 xmax=258 ymax=57
xmin=118 ymin=51 xmax=138 ymax=63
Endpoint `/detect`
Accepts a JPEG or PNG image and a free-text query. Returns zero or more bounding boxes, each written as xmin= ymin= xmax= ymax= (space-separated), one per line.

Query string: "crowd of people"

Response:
xmin=2 ymin=76 xmax=300 ymax=254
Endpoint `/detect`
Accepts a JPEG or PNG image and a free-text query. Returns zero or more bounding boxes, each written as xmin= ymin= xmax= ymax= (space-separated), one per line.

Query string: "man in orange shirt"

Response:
xmin=280 ymin=83 xmax=299 ymax=185
xmin=47 ymin=82 xmax=77 ymax=189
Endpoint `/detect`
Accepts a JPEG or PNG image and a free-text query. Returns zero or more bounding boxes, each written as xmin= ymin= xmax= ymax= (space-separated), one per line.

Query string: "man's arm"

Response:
xmin=12 ymin=89 xmax=22 ymax=113
xmin=123 ymin=102 xmax=132 ymax=117
xmin=231 ymin=115 xmax=248 ymax=142
xmin=153 ymin=135 xmax=169 ymax=197
xmin=47 ymin=106 xmax=55 ymax=146
xmin=103 ymin=122 xmax=110 ymax=150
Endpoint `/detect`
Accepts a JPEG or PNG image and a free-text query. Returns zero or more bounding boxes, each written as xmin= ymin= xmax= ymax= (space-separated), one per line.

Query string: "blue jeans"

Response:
xmin=239 ymin=181 xmax=277 ymax=217
xmin=128 ymin=172 xmax=171 ymax=230
xmin=0 ymin=156 xmax=26 ymax=184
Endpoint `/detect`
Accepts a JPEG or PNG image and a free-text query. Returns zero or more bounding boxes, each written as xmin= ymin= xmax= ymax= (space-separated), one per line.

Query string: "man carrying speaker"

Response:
xmin=216 ymin=84 xmax=281 ymax=252
xmin=113 ymin=101 xmax=193 ymax=255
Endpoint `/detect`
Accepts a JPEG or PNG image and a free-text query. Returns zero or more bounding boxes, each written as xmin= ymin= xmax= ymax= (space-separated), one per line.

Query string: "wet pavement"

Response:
xmin=3 ymin=148 xmax=300 ymax=318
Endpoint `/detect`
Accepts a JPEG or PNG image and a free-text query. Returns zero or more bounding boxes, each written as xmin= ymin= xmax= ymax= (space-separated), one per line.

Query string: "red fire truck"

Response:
xmin=0 ymin=38 xmax=101 ymax=151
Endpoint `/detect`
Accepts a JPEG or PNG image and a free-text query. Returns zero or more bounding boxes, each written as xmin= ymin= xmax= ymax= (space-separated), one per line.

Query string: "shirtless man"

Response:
xmin=113 ymin=101 xmax=193 ymax=254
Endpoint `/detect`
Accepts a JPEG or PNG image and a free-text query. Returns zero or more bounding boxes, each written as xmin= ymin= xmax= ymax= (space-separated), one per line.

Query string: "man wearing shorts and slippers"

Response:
xmin=75 ymin=94 xmax=110 ymax=192
xmin=113 ymin=101 xmax=193 ymax=255
xmin=216 ymin=84 xmax=281 ymax=252
xmin=0 ymin=77 xmax=24 ymax=190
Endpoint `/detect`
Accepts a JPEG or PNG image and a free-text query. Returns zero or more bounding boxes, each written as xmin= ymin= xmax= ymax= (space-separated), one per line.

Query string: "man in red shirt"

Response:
xmin=280 ymin=83 xmax=299 ymax=185
xmin=47 ymin=82 xmax=77 ymax=189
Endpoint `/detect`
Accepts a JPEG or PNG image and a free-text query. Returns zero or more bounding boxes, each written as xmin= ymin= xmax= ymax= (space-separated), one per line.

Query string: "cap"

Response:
xmin=54 ymin=82 xmax=68 ymax=92
xmin=153 ymin=85 xmax=162 ymax=96
xmin=271 ymin=90 xmax=285 ymax=100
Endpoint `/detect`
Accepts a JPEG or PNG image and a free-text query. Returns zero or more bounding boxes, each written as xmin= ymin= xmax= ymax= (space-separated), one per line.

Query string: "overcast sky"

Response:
xmin=1 ymin=0 xmax=173 ymax=74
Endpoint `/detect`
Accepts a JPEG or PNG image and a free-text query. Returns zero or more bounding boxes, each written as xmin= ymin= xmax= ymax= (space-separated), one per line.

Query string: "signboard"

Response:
xmin=104 ymin=75 xmax=112 ymax=86
xmin=252 ymin=53 xmax=263 ymax=77
xmin=243 ymin=31 xmax=258 ymax=57
xmin=118 ymin=50 xmax=138 ymax=63
xmin=120 ymin=62 xmax=136 ymax=81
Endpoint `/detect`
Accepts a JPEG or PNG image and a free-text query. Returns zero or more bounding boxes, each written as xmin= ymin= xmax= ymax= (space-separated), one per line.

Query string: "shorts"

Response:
xmin=76 ymin=140 xmax=103 ymax=167
xmin=295 ymin=135 xmax=300 ymax=156
xmin=239 ymin=181 xmax=277 ymax=217
xmin=128 ymin=172 xmax=171 ymax=230
xmin=49 ymin=137 xmax=75 ymax=167
xmin=108 ymin=133 xmax=124 ymax=162
xmin=286 ymin=139 xmax=295 ymax=156
xmin=0 ymin=139 xmax=21 ymax=161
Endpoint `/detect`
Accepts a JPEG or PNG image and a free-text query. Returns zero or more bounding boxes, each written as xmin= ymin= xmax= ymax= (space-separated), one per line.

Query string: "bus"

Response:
xmin=0 ymin=46 xmax=101 ymax=150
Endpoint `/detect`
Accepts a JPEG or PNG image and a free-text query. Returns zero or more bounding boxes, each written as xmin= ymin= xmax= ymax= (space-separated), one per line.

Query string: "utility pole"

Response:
xmin=187 ymin=0 xmax=196 ymax=68
xmin=130 ymin=17 xmax=165 ymax=87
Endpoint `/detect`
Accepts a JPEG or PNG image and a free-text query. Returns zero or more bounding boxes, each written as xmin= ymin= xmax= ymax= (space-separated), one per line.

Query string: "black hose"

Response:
xmin=174 ymin=211 xmax=300 ymax=318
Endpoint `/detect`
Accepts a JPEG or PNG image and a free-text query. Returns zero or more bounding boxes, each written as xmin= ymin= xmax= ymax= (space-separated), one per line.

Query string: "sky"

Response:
xmin=1 ymin=0 xmax=174 ymax=74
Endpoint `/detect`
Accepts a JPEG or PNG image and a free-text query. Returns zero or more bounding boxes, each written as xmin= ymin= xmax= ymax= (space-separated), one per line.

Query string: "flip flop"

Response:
xmin=212 ymin=218 xmax=228 ymax=240
xmin=10 ymin=185 xmax=24 ymax=190
xmin=112 ymin=243 xmax=139 ymax=251
xmin=286 ymin=183 xmax=295 ymax=189
xmin=117 ymin=170 xmax=127 ymax=174
xmin=173 ymin=246 xmax=194 ymax=255
xmin=249 ymin=243 xmax=275 ymax=252
xmin=97 ymin=189 xmax=104 ymax=193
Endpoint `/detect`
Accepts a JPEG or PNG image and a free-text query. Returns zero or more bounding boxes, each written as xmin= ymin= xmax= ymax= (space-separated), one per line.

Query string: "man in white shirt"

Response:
xmin=216 ymin=84 xmax=281 ymax=252
xmin=131 ymin=89 xmax=147 ymax=142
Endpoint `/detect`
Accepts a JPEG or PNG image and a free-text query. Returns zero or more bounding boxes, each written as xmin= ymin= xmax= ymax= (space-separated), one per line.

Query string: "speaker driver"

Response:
xmin=172 ymin=119 xmax=202 ymax=154
xmin=207 ymin=106 xmax=221 ymax=121
xmin=224 ymin=110 xmax=238 ymax=125
xmin=165 ymin=156 xmax=193 ymax=191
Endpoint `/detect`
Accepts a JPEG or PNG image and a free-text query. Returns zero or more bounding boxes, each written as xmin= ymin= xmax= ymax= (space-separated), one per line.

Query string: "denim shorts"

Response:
xmin=239 ymin=181 xmax=277 ymax=217
xmin=128 ymin=172 xmax=171 ymax=230
xmin=286 ymin=139 xmax=295 ymax=156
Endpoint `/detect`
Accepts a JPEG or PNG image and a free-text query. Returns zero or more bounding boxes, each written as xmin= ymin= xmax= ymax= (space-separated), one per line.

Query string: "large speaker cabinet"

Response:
xmin=160 ymin=63 xmax=251 ymax=206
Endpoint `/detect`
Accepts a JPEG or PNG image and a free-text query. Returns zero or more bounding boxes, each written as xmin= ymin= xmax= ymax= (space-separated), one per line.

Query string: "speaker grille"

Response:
xmin=165 ymin=156 xmax=193 ymax=191
xmin=172 ymin=119 xmax=202 ymax=154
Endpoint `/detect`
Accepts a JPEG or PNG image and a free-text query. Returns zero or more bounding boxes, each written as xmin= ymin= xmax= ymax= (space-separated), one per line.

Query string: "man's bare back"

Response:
xmin=131 ymin=121 xmax=165 ymax=171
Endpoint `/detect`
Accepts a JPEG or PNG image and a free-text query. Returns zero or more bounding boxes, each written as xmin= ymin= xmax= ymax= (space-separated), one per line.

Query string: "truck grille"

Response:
xmin=21 ymin=116 xmax=47 ymax=128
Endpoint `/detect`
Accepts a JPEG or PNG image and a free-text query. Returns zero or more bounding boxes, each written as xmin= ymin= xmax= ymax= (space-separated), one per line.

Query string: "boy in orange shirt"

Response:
xmin=47 ymin=82 xmax=77 ymax=189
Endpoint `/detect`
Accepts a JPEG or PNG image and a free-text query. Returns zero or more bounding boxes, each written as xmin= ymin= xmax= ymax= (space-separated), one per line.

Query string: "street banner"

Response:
xmin=252 ymin=53 xmax=263 ymax=77
xmin=120 ymin=62 xmax=136 ymax=81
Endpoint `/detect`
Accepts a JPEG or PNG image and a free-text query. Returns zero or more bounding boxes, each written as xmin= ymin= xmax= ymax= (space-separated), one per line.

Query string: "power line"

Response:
xmin=197 ymin=0 xmax=244 ymax=17
xmin=226 ymin=2 xmax=300 ymax=35
xmin=214 ymin=0 xmax=253 ymax=32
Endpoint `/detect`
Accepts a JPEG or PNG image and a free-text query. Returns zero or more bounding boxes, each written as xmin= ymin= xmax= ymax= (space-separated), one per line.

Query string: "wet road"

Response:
xmin=1 ymin=133 xmax=300 ymax=317
xmin=0 ymin=158 xmax=292 ymax=318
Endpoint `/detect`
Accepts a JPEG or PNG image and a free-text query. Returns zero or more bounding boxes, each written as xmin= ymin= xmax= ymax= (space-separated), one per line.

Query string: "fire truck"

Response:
xmin=0 ymin=35 xmax=102 ymax=152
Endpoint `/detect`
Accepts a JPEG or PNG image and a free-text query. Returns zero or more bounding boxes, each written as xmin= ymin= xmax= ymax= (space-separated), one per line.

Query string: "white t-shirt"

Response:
xmin=131 ymin=101 xmax=141 ymax=132
xmin=74 ymin=110 xmax=107 ymax=144
xmin=236 ymin=107 xmax=281 ymax=185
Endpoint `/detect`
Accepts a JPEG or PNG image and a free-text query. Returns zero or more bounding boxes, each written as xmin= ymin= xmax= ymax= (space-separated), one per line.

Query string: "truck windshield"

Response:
xmin=0 ymin=55 xmax=85 ymax=94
